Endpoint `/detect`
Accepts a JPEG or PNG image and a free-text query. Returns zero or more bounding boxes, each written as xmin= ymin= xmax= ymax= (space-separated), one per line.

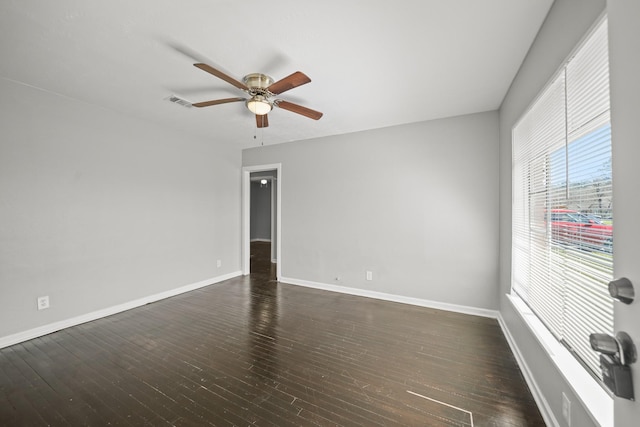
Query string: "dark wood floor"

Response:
xmin=1 ymin=242 xmax=544 ymax=426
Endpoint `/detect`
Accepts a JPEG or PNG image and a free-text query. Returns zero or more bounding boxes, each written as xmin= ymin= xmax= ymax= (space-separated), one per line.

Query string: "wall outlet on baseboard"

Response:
xmin=366 ymin=271 xmax=373 ymax=281
xmin=562 ymin=392 xmax=571 ymax=426
xmin=217 ymin=259 xmax=222 ymax=268
xmin=37 ymin=296 xmax=50 ymax=310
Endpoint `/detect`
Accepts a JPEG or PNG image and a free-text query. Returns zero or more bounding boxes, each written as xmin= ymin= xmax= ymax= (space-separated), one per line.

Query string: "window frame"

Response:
xmin=508 ymin=13 xmax=614 ymax=427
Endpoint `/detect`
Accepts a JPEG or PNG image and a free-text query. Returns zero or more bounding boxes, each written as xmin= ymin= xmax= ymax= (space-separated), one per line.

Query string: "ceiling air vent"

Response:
xmin=166 ymin=95 xmax=192 ymax=108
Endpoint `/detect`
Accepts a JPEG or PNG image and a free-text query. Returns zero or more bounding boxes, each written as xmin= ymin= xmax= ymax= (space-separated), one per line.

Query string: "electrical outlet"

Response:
xmin=216 ymin=259 xmax=222 ymax=268
xmin=366 ymin=271 xmax=373 ymax=281
xmin=562 ymin=392 xmax=571 ymax=426
xmin=37 ymin=296 xmax=50 ymax=311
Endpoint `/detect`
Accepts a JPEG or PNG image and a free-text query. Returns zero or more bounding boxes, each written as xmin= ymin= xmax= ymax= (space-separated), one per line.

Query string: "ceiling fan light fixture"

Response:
xmin=192 ymin=64 xmax=322 ymax=126
xmin=246 ymin=96 xmax=272 ymax=115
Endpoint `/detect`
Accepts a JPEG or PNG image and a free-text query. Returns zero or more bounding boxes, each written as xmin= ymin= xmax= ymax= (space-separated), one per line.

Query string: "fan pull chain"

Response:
xmin=252 ymin=125 xmax=264 ymax=145
xmin=253 ymin=114 xmax=265 ymax=145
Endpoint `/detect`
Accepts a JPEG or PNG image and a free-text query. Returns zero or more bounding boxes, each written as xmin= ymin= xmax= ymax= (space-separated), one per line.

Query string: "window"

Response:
xmin=512 ymin=18 xmax=613 ymax=380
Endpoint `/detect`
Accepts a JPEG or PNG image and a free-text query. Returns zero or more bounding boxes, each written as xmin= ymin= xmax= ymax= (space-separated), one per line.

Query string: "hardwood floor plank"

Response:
xmin=95 ymin=313 xmax=331 ymax=426
xmin=0 ymin=242 xmax=545 ymax=426
xmin=55 ymin=328 xmax=209 ymax=426
xmin=72 ymin=314 xmax=294 ymax=426
xmin=3 ymin=387 xmax=51 ymax=426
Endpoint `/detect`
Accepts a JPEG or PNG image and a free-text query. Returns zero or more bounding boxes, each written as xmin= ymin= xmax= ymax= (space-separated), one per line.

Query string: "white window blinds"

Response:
xmin=512 ymin=18 xmax=613 ymax=379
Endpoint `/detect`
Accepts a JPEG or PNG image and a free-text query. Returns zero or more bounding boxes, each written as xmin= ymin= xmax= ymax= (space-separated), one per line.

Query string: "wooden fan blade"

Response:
xmin=276 ymin=100 xmax=323 ymax=120
xmin=267 ymin=71 xmax=311 ymax=95
xmin=256 ymin=114 xmax=269 ymax=128
xmin=194 ymin=63 xmax=248 ymax=91
xmin=192 ymin=97 xmax=245 ymax=108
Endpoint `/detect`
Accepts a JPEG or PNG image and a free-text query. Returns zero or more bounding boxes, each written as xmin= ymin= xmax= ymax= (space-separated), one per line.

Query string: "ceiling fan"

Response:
xmin=191 ymin=63 xmax=323 ymax=128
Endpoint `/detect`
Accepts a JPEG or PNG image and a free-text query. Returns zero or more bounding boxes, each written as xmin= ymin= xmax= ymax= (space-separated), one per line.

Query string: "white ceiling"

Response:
xmin=0 ymin=0 xmax=553 ymax=148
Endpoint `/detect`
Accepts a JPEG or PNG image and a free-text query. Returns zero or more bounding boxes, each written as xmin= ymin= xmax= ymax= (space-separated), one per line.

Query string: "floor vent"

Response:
xmin=166 ymin=95 xmax=192 ymax=108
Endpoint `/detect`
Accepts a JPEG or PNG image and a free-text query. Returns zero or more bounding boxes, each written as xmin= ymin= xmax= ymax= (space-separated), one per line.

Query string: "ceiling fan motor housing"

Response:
xmin=243 ymin=73 xmax=274 ymax=91
xmin=243 ymin=73 xmax=275 ymax=115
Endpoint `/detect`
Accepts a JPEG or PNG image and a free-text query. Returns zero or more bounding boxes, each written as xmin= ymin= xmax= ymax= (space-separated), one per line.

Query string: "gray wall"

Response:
xmin=244 ymin=111 xmax=500 ymax=310
xmin=495 ymin=1 xmax=640 ymax=422
xmin=0 ymin=77 xmax=242 ymax=339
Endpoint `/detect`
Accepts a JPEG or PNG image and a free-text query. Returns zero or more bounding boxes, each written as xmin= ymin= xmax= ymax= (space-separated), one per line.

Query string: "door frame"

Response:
xmin=242 ymin=163 xmax=282 ymax=279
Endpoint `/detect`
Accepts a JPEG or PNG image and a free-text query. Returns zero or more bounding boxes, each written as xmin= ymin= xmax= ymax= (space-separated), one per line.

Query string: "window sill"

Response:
xmin=507 ymin=294 xmax=613 ymax=427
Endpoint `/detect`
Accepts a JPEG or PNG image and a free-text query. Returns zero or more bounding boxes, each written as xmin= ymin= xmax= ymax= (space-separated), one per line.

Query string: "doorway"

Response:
xmin=249 ymin=171 xmax=276 ymax=279
xmin=242 ymin=164 xmax=281 ymax=280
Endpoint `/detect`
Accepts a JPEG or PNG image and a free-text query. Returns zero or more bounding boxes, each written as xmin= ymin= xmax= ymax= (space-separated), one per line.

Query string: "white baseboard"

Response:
xmin=279 ymin=276 xmax=499 ymax=319
xmin=0 ymin=271 xmax=242 ymax=350
xmin=497 ymin=313 xmax=559 ymax=427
